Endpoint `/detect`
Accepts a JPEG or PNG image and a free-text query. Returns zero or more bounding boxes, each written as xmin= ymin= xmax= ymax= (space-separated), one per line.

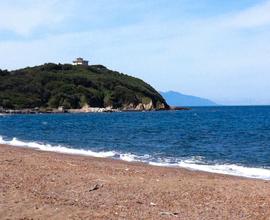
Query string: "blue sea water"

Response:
xmin=1 ymin=106 xmax=270 ymax=179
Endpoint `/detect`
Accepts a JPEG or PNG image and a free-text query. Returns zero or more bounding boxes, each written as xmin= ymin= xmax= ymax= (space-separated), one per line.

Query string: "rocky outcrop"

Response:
xmin=68 ymin=105 xmax=120 ymax=113
xmin=121 ymin=100 xmax=168 ymax=111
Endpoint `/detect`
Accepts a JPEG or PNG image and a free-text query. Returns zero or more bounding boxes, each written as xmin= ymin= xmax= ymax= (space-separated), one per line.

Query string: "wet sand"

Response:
xmin=1 ymin=144 xmax=270 ymax=220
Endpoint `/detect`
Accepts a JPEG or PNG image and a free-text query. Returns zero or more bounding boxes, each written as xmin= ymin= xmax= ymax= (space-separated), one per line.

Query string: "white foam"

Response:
xmin=178 ymin=161 xmax=270 ymax=180
xmin=149 ymin=162 xmax=176 ymax=167
xmin=119 ymin=153 xmax=150 ymax=162
xmin=1 ymin=135 xmax=270 ymax=180
xmin=120 ymin=153 xmax=138 ymax=162
xmin=150 ymin=160 xmax=270 ymax=180
xmin=0 ymin=136 xmax=116 ymax=158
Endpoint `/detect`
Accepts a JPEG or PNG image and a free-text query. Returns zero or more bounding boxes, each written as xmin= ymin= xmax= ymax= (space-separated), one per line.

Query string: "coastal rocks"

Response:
xmin=143 ymin=100 xmax=154 ymax=111
xmin=122 ymin=101 xmax=155 ymax=111
xmin=122 ymin=103 xmax=136 ymax=111
xmin=128 ymin=102 xmax=152 ymax=111
xmin=68 ymin=101 xmax=169 ymax=112
xmin=0 ymin=101 xmax=189 ymax=114
xmin=68 ymin=105 xmax=120 ymax=113
xmin=135 ymin=103 xmax=144 ymax=111
xmin=0 ymin=105 xmax=188 ymax=114
xmin=0 ymin=109 xmax=41 ymax=114
xmin=138 ymin=100 xmax=169 ymax=111
xmin=169 ymin=106 xmax=190 ymax=111
xmin=155 ymin=102 xmax=167 ymax=110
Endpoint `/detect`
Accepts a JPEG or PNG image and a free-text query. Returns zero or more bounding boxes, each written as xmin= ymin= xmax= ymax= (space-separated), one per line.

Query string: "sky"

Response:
xmin=0 ymin=0 xmax=270 ymax=105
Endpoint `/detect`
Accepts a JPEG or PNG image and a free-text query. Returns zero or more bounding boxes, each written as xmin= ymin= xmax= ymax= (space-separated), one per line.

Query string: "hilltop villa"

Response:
xmin=73 ymin=57 xmax=89 ymax=66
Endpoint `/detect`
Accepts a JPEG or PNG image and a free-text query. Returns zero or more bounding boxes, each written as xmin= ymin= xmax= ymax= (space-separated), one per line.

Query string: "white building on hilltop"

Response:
xmin=73 ymin=57 xmax=89 ymax=66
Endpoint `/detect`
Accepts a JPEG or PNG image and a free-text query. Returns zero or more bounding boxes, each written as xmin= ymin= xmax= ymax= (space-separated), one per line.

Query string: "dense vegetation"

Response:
xmin=0 ymin=63 xmax=169 ymax=110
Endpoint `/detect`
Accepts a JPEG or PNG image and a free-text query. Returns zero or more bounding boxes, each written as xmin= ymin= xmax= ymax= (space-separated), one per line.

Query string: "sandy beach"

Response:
xmin=1 ymin=144 xmax=270 ymax=220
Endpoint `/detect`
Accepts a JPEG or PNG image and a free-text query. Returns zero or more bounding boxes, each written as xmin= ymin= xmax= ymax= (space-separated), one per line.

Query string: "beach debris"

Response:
xmin=160 ymin=211 xmax=179 ymax=217
xmin=150 ymin=202 xmax=157 ymax=206
xmin=89 ymin=183 xmax=103 ymax=192
xmin=3 ymin=159 xmax=17 ymax=163
xmin=136 ymin=201 xmax=143 ymax=205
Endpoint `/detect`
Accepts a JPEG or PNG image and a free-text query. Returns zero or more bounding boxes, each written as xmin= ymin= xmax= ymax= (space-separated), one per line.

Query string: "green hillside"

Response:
xmin=0 ymin=63 xmax=169 ymax=111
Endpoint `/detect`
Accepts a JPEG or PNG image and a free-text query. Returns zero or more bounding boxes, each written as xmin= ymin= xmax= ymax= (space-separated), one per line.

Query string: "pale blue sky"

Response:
xmin=0 ymin=0 xmax=270 ymax=105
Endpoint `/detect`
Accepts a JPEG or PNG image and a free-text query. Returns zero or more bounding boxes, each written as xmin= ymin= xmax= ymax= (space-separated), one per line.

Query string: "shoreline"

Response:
xmin=0 ymin=143 xmax=256 ymax=180
xmin=1 ymin=136 xmax=270 ymax=180
xmin=1 ymin=144 xmax=270 ymax=219
xmin=0 ymin=106 xmax=190 ymax=114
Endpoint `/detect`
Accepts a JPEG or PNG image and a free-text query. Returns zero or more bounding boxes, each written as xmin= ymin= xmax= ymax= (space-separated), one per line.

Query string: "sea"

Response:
xmin=1 ymin=106 xmax=270 ymax=180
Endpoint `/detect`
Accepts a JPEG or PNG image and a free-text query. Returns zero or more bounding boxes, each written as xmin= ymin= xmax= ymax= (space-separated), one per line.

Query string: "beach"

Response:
xmin=0 ymin=144 xmax=270 ymax=219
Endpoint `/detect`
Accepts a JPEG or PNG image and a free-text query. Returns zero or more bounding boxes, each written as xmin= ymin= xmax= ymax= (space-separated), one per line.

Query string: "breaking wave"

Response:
xmin=1 ymin=135 xmax=270 ymax=180
xmin=149 ymin=161 xmax=270 ymax=180
xmin=0 ymin=136 xmax=116 ymax=158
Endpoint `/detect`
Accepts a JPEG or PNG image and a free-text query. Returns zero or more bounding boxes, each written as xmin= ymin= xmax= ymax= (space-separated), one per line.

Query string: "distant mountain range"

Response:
xmin=160 ymin=91 xmax=218 ymax=107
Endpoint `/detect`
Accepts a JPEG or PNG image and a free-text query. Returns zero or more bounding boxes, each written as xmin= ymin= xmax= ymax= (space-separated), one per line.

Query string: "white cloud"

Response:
xmin=222 ymin=0 xmax=270 ymax=29
xmin=0 ymin=0 xmax=73 ymax=36
xmin=0 ymin=1 xmax=270 ymax=105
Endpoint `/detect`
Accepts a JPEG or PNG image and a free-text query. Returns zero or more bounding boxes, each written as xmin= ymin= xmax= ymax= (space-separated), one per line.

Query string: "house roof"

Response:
xmin=73 ymin=58 xmax=88 ymax=62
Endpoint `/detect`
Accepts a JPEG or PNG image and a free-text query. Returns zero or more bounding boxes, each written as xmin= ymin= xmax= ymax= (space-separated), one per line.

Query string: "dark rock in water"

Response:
xmin=170 ymin=106 xmax=191 ymax=111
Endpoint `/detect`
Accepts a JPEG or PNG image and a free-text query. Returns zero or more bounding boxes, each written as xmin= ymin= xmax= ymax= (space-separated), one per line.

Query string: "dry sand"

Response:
xmin=1 ymin=144 xmax=270 ymax=220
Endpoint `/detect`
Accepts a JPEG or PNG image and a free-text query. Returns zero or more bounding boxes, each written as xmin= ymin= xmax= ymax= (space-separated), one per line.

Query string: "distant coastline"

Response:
xmin=160 ymin=91 xmax=218 ymax=107
xmin=0 ymin=106 xmax=190 ymax=114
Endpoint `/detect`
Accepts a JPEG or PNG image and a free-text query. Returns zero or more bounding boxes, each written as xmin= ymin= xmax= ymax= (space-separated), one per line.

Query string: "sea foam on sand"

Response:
xmin=1 ymin=135 xmax=270 ymax=180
